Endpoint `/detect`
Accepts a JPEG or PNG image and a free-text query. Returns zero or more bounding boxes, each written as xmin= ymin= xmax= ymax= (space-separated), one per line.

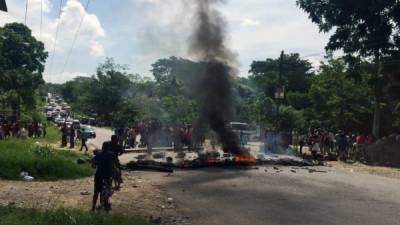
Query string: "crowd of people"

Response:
xmin=0 ymin=119 xmax=47 ymax=140
xmin=59 ymin=122 xmax=90 ymax=152
xmin=264 ymin=128 xmax=400 ymax=161
xmin=114 ymin=121 xmax=195 ymax=151
xmin=296 ymin=129 xmax=377 ymax=160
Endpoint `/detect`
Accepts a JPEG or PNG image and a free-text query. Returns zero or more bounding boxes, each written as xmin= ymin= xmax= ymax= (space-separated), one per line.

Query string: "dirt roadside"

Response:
xmin=0 ymin=171 xmax=191 ymax=225
xmin=328 ymin=161 xmax=400 ymax=179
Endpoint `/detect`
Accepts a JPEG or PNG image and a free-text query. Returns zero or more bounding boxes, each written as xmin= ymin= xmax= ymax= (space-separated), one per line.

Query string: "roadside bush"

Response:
xmin=0 ymin=206 xmax=154 ymax=225
xmin=0 ymin=140 xmax=93 ymax=181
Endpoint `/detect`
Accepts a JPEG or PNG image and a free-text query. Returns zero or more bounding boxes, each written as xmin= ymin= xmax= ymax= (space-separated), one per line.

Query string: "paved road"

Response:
xmin=141 ymin=166 xmax=400 ymax=225
xmin=87 ymin=127 xmax=400 ymax=225
xmin=87 ymin=126 xmax=113 ymax=149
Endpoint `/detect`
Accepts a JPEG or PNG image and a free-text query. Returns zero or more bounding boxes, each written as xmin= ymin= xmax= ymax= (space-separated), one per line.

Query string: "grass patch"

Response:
xmin=0 ymin=206 xmax=154 ymax=225
xmin=0 ymin=139 xmax=93 ymax=181
xmin=32 ymin=124 xmax=60 ymax=145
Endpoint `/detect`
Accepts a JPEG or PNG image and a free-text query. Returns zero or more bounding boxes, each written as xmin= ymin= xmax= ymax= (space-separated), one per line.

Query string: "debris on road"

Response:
xmin=126 ymin=161 xmax=174 ymax=173
xmin=307 ymin=168 xmax=327 ymax=173
xmin=20 ymin=172 xmax=34 ymax=181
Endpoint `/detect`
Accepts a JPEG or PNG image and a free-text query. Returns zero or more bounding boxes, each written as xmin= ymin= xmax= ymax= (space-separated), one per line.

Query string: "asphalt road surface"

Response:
xmin=89 ymin=127 xmax=400 ymax=225
xmin=87 ymin=126 xmax=113 ymax=149
xmin=152 ymin=167 xmax=400 ymax=225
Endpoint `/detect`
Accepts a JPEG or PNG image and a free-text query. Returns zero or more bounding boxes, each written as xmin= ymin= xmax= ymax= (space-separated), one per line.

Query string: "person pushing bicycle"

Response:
xmin=92 ymin=142 xmax=116 ymax=212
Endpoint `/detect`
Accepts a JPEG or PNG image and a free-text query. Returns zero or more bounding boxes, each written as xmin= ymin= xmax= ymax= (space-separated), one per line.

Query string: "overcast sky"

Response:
xmin=0 ymin=0 xmax=331 ymax=83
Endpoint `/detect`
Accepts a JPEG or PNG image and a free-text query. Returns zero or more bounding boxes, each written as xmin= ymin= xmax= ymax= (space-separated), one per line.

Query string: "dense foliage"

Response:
xmin=297 ymin=0 xmax=400 ymax=136
xmin=44 ymin=51 xmax=400 ymax=136
xmin=0 ymin=23 xmax=48 ymax=121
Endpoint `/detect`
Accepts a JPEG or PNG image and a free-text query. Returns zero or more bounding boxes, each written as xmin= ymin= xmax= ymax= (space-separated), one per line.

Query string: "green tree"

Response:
xmin=249 ymin=53 xmax=313 ymax=97
xmin=297 ymin=0 xmax=400 ymax=137
xmin=308 ymin=58 xmax=373 ymax=131
xmin=86 ymin=58 xmax=132 ymax=122
xmin=0 ymin=23 xmax=48 ymax=119
xmin=151 ymin=56 xmax=207 ymax=98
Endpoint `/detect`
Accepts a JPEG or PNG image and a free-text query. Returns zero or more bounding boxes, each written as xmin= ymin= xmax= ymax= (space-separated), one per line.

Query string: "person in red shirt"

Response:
xmin=354 ymin=133 xmax=368 ymax=160
xmin=356 ymin=133 xmax=367 ymax=145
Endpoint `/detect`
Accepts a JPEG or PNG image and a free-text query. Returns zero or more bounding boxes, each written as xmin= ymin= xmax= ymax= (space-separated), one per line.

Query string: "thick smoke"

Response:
xmin=190 ymin=0 xmax=241 ymax=154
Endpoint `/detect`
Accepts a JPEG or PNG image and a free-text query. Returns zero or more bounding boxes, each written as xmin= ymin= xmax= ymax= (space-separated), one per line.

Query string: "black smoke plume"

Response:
xmin=190 ymin=0 xmax=241 ymax=154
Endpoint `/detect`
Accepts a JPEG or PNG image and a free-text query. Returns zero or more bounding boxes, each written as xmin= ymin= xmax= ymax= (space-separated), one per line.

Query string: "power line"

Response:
xmin=60 ymin=0 xmax=91 ymax=75
xmin=48 ymin=0 xmax=64 ymax=77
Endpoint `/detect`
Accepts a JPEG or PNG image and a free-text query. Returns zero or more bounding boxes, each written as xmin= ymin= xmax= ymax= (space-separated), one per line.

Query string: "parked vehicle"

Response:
xmin=229 ymin=122 xmax=256 ymax=145
xmin=46 ymin=112 xmax=53 ymax=120
xmin=72 ymin=119 xmax=81 ymax=129
xmin=79 ymin=125 xmax=96 ymax=139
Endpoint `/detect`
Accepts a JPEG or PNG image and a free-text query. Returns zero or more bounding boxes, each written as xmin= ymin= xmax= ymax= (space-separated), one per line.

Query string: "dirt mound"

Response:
xmin=364 ymin=140 xmax=400 ymax=166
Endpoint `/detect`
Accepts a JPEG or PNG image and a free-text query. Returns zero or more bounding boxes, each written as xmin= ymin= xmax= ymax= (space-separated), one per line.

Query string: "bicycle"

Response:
xmin=100 ymin=177 xmax=113 ymax=212
xmin=112 ymin=163 xmax=122 ymax=191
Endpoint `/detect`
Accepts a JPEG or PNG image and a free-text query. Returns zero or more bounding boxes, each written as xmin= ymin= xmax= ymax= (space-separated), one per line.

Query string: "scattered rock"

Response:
xmin=167 ymin=197 xmax=174 ymax=204
xmin=290 ymin=169 xmax=297 ymax=173
xmin=80 ymin=191 xmax=91 ymax=195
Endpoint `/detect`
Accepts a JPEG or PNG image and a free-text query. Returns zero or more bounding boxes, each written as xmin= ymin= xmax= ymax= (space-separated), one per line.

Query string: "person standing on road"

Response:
xmin=80 ymin=131 xmax=89 ymax=152
xmin=69 ymin=127 xmax=75 ymax=149
xmin=91 ymin=142 xmax=116 ymax=212
xmin=61 ymin=123 xmax=68 ymax=147
xmin=336 ymin=131 xmax=348 ymax=160
xmin=299 ymin=134 xmax=305 ymax=157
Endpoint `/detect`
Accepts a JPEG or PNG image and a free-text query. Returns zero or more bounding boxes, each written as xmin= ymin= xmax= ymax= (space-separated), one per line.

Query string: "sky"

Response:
xmin=0 ymin=0 xmax=331 ymax=83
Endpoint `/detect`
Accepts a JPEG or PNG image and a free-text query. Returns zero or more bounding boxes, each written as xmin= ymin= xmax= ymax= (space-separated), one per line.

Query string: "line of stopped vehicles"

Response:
xmin=44 ymin=93 xmax=96 ymax=139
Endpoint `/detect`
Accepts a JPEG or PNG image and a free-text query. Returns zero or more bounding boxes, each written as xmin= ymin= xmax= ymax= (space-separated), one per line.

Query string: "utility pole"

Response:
xmin=275 ymin=50 xmax=284 ymax=130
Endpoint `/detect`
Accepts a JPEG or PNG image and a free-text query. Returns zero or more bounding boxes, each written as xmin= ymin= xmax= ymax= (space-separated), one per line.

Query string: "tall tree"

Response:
xmin=249 ymin=53 xmax=313 ymax=97
xmin=86 ymin=58 xmax=132 ymax=122
xmin=308 ymin=57 xmax=373 ymax=131
xmin=0 ymin=23 xmax=48 ymax=119
xmin=297 ymin=0 xmax=400 ymax=137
